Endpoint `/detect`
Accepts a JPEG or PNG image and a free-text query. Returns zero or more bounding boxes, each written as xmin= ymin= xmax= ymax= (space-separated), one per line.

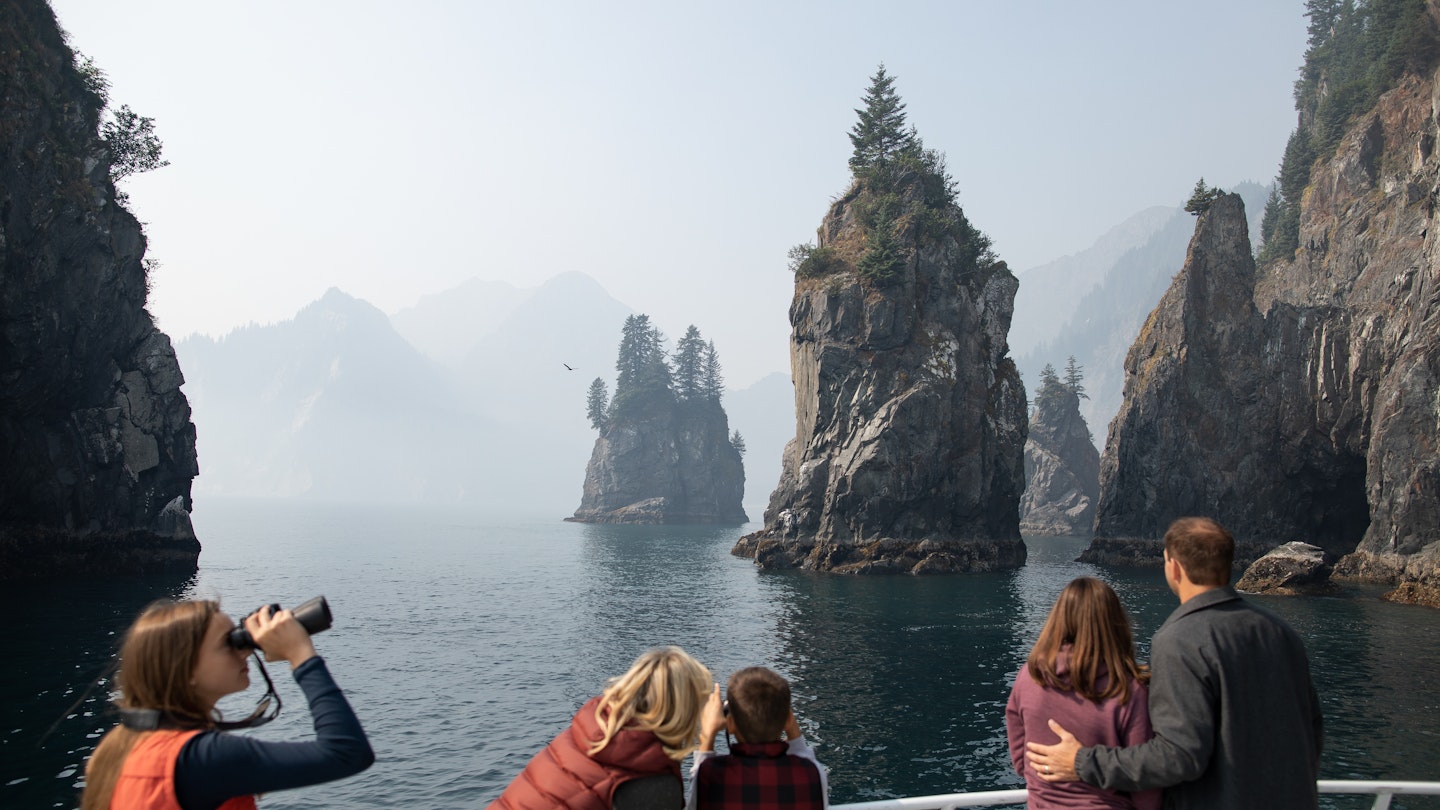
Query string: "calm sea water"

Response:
xmin=3 ymin=498 xmax=1439 ymax=809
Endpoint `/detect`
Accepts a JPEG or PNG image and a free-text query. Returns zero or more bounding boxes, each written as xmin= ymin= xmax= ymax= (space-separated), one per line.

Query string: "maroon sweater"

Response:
xmin=1005 ymin=647 xmax=1161 ymax=810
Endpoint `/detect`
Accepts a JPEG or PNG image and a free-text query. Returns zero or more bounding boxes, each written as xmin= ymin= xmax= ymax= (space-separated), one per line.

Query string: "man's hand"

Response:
xmin=698 ymin=684 xmax=725 ymax=752
xmin=1025 ymin=719 xmax=1082 ymax=782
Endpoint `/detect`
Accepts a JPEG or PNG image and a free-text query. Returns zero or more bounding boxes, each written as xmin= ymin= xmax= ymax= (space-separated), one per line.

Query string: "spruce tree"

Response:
xmin=1038 ymin=363 xmax=1061 ymax=397
xmin=672 ymin=325 xmax=705 ymax=402
xmin=1185 ymin=178 xmax=1220 ymax=216
xmin=586 ymin=378 xmax=609 ymax=429
xmin=848 ymin=64 xmax=915 ymax=175
xmin=731 ymin=430 xmax=746 ymax=457
xmin=701 ymin=340 xmax=724 ymax=402
xmin=613 ymin=314 xmax=673 ymax=412
xmin=1063 ymin=355 xmax=1088 ymax=399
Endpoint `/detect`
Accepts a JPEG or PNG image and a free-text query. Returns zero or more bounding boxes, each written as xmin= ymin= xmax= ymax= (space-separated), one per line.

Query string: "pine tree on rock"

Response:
xmin=701 ymin=340 xmax=724 ymax=403
xmin=673 ymin=325 xmax=706 ymax=402
xmin=1063 ymin=355 xmax=1088 ymax=399
xmin=586 ymin=378 xmax=609 ymax=430
xmin=848 ymin=64 xmax=916 ymax=175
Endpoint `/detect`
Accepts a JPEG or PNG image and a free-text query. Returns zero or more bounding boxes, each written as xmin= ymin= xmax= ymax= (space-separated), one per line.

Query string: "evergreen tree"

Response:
xmin=613 ymin=314 xmax=673 ymax=412
xmin=672 ymin=325 xmax=706 ymax=401
xmin=731 ymin=430 xmax=746 ymax=457
xmin=856 ymin=210 xmax=907 ymax=282
xmin=701 ymin=340 xmax=724 ymax=402
xmin=1063 ymin=355 xmax=1089 ymax=399
xmin=586 ymin=378 xmax=609 ymax=430
xmin=1037 ymin=363 xmax=1061 ymax=397
xmin=848 ymin=64 xmax=915 ymax=175
xmin=1184 ymin=178 xmax=1221 ymax=216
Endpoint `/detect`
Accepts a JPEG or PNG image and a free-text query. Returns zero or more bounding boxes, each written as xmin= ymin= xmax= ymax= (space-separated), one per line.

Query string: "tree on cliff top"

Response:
xmin=1064 ymin=355 xmax=1089 ymax=399
xmin=586 ymin=378 xmax=609 ymax=430
xmin=611 ymin=314 xmax=673 ymax=415
xmin=848 ymin=64 xmax=916 ymax=175
xmin=673 ymin=325 xmax=706 ymax=402
xmin=1184 ymin=178 xmax=1221 ymax=216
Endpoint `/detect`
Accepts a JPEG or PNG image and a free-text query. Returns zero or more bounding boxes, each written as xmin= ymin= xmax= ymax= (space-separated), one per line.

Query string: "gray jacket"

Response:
xmin=1076 ymin=587 xmax=1323 ymax=809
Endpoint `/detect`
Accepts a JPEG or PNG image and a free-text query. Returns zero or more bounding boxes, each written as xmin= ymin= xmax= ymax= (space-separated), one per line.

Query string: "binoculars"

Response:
xmin=227 ymin=595 xmax=333 ymax=650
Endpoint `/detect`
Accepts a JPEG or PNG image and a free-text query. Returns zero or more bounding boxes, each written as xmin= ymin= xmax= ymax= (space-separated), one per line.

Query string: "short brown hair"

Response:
xmin=726 ymin=667 xmax=790 ymax=743
xmin=1164 ymin=517 xmax=1234 ymax=587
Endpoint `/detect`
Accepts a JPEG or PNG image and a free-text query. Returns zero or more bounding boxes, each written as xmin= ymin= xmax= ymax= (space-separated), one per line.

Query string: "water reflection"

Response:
xmin=0 ymin=571 xmax=196 ymax=809
xmin=762 ymin=568 xmax=1028 ymax=801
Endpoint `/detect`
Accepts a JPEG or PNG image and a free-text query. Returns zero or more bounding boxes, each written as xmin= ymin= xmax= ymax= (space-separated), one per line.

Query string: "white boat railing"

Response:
xmin=830 ymin=779 xmax=1440 ymax=810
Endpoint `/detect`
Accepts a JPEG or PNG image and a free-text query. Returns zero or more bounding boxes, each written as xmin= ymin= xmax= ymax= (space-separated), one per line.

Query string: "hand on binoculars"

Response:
xmin=243 ymin=606 xmax=317 ymax=669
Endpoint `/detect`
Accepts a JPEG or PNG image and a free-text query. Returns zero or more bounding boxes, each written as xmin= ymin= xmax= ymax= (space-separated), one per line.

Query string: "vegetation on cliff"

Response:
xmin=788 ymin=65 xmax=993 ymax=286
xmin=1259 ymin=0 xmax=1440 ymax=262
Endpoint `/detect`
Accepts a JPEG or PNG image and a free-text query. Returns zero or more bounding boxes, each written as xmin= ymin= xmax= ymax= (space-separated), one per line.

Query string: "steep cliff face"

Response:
xmin=1091 ymin=70 xmax=1440 ymax=606
xmin=0 ymin=1 xmax=199 ymax=578
xmin=733 ymin=178 xmax=1027 ymax=573
xmin=569 ymin=398 xmax=747 ymax=524
xmin=1020 ymin=386 xmax=1099 ymax=536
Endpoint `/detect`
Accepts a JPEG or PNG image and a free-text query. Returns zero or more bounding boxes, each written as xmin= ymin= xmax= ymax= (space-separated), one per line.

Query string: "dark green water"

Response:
xmin=3 ymin=498 xmax=1438 ymax=808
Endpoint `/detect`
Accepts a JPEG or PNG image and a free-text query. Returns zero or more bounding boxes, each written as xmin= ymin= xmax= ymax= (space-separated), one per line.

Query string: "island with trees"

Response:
xmin=568 ymin=316 xmax=747 ymax=524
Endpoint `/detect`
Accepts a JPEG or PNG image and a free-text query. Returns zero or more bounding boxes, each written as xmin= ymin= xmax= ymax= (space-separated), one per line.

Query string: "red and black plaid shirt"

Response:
xmin=693 ymin=741 xmax=825 ymax=810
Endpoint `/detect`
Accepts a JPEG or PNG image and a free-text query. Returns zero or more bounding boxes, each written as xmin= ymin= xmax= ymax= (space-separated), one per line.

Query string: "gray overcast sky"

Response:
xmin=50 ymin=0 xmax=1307 ymax=387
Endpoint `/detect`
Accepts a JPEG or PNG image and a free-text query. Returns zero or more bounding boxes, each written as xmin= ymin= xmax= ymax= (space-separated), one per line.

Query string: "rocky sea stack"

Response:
xmin=1089 ymin=59 xmax=1440 ymax=605
xmin=1 ymin=2 xmax=200 ymax=579
xmin=569 ymin=318 xmax=746 ymax=524
xmin=733 ymin=67 xmax=1026 ymax=574
xmin=1019 ymin=365 xmax=1099 ymax=536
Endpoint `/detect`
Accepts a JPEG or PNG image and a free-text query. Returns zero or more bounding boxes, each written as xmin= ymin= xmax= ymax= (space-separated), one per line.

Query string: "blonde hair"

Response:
xmin=589 ymin=646 xmax=712 ymax=761
xmin=81 ymin=600 xmax=220 ymax=810
xmin=1026 ymin=577 xmax=1148 ymax=705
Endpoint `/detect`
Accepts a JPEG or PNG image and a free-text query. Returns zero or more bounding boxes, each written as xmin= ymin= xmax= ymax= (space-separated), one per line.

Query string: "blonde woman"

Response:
xmin=81 ymin=600 xmax=373 ymax=810
xmin=1006 ymin=577 xmax=1161 ymax=810
xmin=491 ymin=646 xmax=712 ymax=810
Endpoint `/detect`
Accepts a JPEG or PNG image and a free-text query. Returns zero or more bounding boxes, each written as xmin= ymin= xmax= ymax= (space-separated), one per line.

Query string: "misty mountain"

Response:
xmin=1010 ymin=206 xmax=1174 ymax=359
xmin=176 ymin=288 xmax=491 ymax=505
xmin=1017 ymin=181 xmax=1270 ymax=446
xmin=724 ymin=371 xmax=794 ymax=517
xmin=390 ymin=277 xmax=531 ymax=368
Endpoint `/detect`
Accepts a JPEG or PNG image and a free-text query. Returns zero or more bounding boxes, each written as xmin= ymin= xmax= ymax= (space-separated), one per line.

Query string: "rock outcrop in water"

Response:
xmin=0 ymin=2 xmax=199 ymax=579
xmin=1089 ymin=70 xmax=1440 ymax=606
xmin=569 ymin=396 xmax=747 ymax=524
xmin=733 ymin=71 xmax=1026 ymax=573
xmin=569 ymin=317 xmax=746 ymax=524
xmin=1019 ymin=375 xmax=1099 ymax=536
xmin=1237 ymin=542 xmax=1337 ymax=596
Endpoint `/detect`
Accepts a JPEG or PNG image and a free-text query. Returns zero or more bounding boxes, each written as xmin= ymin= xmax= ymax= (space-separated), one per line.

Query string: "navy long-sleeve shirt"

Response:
xmin=174 ymin=656 xmax=375 ymax=810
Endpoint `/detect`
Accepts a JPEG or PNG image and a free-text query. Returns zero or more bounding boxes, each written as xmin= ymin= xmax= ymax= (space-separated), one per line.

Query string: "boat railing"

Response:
xmin=830 ymin=779 xmax=1440 ymax=810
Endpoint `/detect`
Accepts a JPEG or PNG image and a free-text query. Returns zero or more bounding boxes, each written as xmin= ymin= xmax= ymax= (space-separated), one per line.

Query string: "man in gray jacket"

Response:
xmin=1026 ymin=517 xmax=1323 ymax=809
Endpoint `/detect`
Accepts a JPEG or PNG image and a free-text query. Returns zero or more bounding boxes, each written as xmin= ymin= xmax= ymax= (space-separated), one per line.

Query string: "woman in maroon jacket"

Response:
xmin=1006 ymin=577 xmax=1161 ymax=810
xmin=491 ymin=647 xmax=712 ymax=810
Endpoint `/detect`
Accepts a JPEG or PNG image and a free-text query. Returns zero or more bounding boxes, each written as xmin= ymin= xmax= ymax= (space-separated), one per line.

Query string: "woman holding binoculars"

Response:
xmin=81 ymin=599 xmax=373 ymax=810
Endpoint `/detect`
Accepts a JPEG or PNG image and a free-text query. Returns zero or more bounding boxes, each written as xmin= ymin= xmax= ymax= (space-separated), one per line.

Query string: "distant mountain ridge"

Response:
xmin=176 ymin=274 xmax=793 ymax=513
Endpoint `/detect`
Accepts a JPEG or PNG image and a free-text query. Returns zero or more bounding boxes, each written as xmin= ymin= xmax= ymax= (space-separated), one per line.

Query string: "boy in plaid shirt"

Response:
xmin=687 ymin=667 xmax=828 ymax=809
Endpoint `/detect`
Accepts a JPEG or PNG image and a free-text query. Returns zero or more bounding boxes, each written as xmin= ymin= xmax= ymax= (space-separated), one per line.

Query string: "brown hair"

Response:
xmin=1026 ymin=577 xmax=1148 ymax=705
xmin=1164 ymin=516 xmax=1234 ymax=587
xmin=726 ymin=667 xmax=791 ymax=743
xmin=590 ymin=646 xmax=712 ymax=761
xmin=81 ymin=600 xmax=219 ymax=810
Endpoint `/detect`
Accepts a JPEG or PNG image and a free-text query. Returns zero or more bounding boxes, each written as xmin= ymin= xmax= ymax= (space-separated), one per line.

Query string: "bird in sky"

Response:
xmin=563 ymin=363 xmax=575 ymax=371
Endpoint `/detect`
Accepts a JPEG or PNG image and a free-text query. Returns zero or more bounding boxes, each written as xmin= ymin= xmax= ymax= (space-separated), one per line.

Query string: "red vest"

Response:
xmin=490 ymin=697 xmax=682 ymax=810
xmin=694 ymin=741 xmax=825 ymax=810
xmin=109 ymin=730 xmax=257 ymax=810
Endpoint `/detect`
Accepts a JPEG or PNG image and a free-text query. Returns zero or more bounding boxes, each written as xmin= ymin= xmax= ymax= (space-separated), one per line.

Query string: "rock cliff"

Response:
xmin=0 ymin=1 xmax=199 ymax=578
xmin=1020 ymin=384 xmax=1099 ymax=536
xmin=733 ymin=176 xmax=1027 ymax=574
xmin=1090 ymin=70 xmax=1440 ymax=606
xmin=569 ymin=397 xmax=747 ymax=524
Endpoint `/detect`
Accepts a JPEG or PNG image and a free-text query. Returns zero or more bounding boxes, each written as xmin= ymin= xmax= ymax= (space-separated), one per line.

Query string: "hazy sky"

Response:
xmin=50 ymin=1 xmax=1307 ymax=387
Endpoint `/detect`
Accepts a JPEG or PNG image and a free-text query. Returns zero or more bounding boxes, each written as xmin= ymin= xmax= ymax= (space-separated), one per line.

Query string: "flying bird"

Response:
xmin=563 ymin=363 xmax=575 ymax=371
